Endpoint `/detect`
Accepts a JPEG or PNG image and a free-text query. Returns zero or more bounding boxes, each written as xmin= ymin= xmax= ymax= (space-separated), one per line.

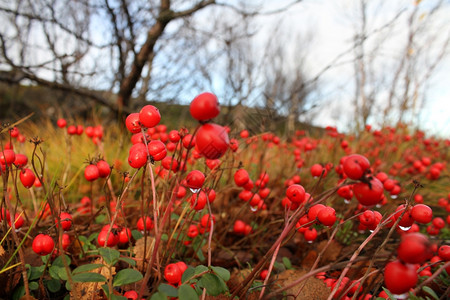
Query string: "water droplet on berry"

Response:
xmin=190 ymin=188 xmax=201 ymax=194
xmin=250 ymin=206 xmax=257 ymax=212
xmin=391 ymin=195 xmax=398 ymax=199
xmin=392 ymin=293 xmax=408 ymax=299
xmin=344 ymin=199 xmax=351 ymax=204
xmin=398 ymin=225 xmax=411 ymax=231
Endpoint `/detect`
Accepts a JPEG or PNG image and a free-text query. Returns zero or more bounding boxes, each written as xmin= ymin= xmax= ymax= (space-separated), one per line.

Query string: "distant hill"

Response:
xmin=0 ymin=82 xmax=324 ymax=137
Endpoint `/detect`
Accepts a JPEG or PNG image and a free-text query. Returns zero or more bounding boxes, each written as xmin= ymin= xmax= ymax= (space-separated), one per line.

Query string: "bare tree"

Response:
xmin=0 ymin=0 xmax=305 ymax=116
xmin=348 ymin=0 xmax=450 ymax=131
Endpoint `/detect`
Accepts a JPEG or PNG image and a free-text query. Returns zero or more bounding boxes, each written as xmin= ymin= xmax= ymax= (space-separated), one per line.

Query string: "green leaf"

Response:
xmin=41 ymin=254 xmax=50 ymax=264
xmin=53 ymin=254 xmax=71 ymax=267
xmin=99 ymin=247 xmax=120 ymax=265
xmin=422 ymin=286 xmax=439 ymax=300
xmin=113 ymin=268 xmax=143 ymax=287
xmin=194 ymin=265 xmax=208 ymax=275
xmin=198 ymin=273 xmax=227 ymax=296
xmin=178 ymin=284 xmax=198 ymax=300
xmin=158 ymin=283 xmax=178 ymax=297
xmin=181 ymin=266 xmax=195 ymax=283
xmin=111 ymin=295 xmax=127 ymax=300
xmin=49 ymin=266 xmax=62 ymax=280
xmin=118 ymin=257 xmax=136 ymax=267
xmin=45 ymin=278 xmax=61 ymax=293
xmin=211 ymin=266 xmax=230 ymax=281
xmin=132 ymin=229 xmax=143 ymax=240
xmin=95 ymin=214 xmax=106 ymax=224
xmin=65 ymin=280 xmax=71 ymax=291
xmin=88 ymin=232 xmax=98 ymax=242
xmin=12 ymin=285 xmax=25 ymax=300
xmin=161 ymin=233 xmax=168 ymax=241
xmin=72 ymin=264 xmax=105 ymax=275
xmin=57 ymin=266 xmax=69 ymax=281
xmin=150 ymin=292 xmax=168 ymax=300
xmin=29 ymin=281 xmax=39 ymax=291
xmin=196 ymin=248 xmax=205 ymax=262
xmin=72 ymin=272 xmax=107 ymax=282
xmin=29 ymin=265 xmax=45 ymax=280
xmin=102 ymin=284 xmax=110 ymax=297
xmin=274 ymin=261 xmax=285 ymax=272
xmin=282 ymin=257 xmax=292 ymax=269
xmin=381 ymin=287 xmax=396 ymax=300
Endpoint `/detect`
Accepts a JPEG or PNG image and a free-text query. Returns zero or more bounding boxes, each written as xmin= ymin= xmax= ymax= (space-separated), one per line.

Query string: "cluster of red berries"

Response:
xmin=84 ymin=159 xmax=111 ymax=182
xmin=235 ymin=169 xmax=270 ymax=211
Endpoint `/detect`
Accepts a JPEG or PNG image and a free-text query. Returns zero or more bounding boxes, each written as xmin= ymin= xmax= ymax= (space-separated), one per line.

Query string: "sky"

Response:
xmin=249 ymin=0 xmax=450 ymax=136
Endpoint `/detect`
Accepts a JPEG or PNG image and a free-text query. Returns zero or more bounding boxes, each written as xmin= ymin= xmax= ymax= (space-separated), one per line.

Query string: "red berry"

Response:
xmin=182 ymin=134 xmax=195 ymax=149
xmin=187 ymin=224 xmax=199 ymax=238
xmin=0 ymin=149 xmax=15 ymax=166
xmin=61 ymin=233 xmax=71 ymax=250
xmin=342 ymin=154 xmax=370 ymax=180
xmin=164 ymin=263 xmax=182 ymax=284
xmin=97 ymin=228 xmax=119 ymax=247
xmin=139 ymin=105 xmax=161 ymax=128
xmin=195 ymin=123 xmax=229 ymax=159
xmin=119 ymin=228 xmax=132 ymax=244
xmin=137 ymin=216 xmax=154 ymax=232
xmin=20 ymin=168 xmax=36 ymax=188
xmin=353 ymin=177 xmax=383 ymax=206
xmin=32 ymin=234 xmax=55 ymax=256
xmin=167 ymin=130 xmax=180 ymax=143
xmin=308 ymin=204 xmax=326 ymax=222
xmin=190 ymin=191 xmax=207 ymax=210
xmin=394 ymin=204 xmax=415 ymax=229
xmin=310 ymin=164 xmax=324 ymax=177
xmin=8 ymin=213 xmax=24 ymax=229
xmin=128 ymin=147 xmax=148 ymax=169
xmin=438 ymin=245 xmax=450 ymax=261
xmin=304 ymin=227 xmax=317 ymax=242
xmin=14 ymin=153 xmax=28 ymax=167
xmin=96 ymin=160 xmax=111 ymax=178
xmin=85 ymin=126 xmax=95 ymax=138
xmin=125 ymin=113 xmax=141 ymax=133
xmin=233 ymin=220 xmax=246 ymax=235
xmin=411 ymin=204 xmax=432 ymax=224
xmin=397 ymin=233 xmax=431 ymax=264
xmin=76 ymin=125 xmax=83 ymax=135
xmin=57 ymin=212 xmax=73 ymax=231
xmin=84 ymin=164 xmax=100 ymax=181
xmin=384 ymin=260 xmax=417 ymax=295
xmin=286 ymin=184 xmax=306 ymax=203
xmin=67 ymin=125 xmax=77 ymax=135
xmin=123 ymin=290 xmax=138 ymax=300
xmin=260 ymin=269 xmax=269 ymax=280
xmin=57 ymin=118 xmax=67 ymax=128
xmin=317 ymin=206 xmax=336 ymax=226
xmin=337 ymin=185 xmax=353 ymax=200
xmin=200 ymin=214 xmax=216 ymax=229
xmin=147 ymin=140 xmax=167 ymax=161
xmin=383 ymin=179 xmax=395 ymax=191
xmin=185 ymin=170 xmax=205 ymax=190
xmin=189 ymin=92 xmax=220 ymax=121
xmin=432 ymin=217 xmax=445 ymax=229
xmin=161 ymin=156 xmax=179 ymax=172
xmin=375 ymin=172 xmax=388 ymax=182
